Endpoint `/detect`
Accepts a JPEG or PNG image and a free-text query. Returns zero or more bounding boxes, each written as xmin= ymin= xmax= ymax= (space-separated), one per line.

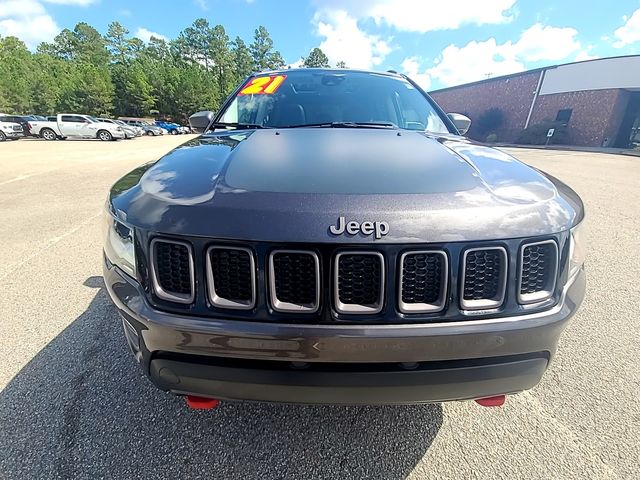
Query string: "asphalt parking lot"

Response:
xmin=0 ymin=136 xmax=638 ymax=479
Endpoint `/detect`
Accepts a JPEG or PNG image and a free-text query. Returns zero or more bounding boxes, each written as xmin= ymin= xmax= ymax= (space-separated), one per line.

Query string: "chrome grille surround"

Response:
xmin=149 ymin=238 xmax=195 ymax=304
xmin=268 ymin=250 xmax=320 ymax=313
xmin=518 ymin=239 xmax=559 ymax=305
xmin=334 ymin=251 xmax=385 ymax=314
xmin=206 ymin=246 xmax=256 ymax=310
xmin=460 ymin=246 xmax=508 ymax=311
xmin=398 ymin=250 xmax=448 ymax=314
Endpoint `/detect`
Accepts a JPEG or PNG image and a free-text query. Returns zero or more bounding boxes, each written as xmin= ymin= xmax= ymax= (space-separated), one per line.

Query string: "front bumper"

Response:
xmin=2 ymin=130 xmax=23 ymax=138
xmin=104 ymin=261 xmax=585 ymax=404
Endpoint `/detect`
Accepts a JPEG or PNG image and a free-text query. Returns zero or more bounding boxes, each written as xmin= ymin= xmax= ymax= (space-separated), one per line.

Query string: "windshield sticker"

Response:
xmin=238 ymin=75 xmax=286 ymax=95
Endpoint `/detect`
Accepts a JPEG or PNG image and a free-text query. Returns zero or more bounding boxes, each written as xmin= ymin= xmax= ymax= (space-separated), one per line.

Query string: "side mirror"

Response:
xmin=189 ymin=110 xmax=216 ymax=134
xmin=447 ymin=113 xmax=471 ymax=135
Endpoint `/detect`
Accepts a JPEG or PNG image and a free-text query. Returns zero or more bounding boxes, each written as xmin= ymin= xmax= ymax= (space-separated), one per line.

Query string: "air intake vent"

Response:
xmin=207 ymin=246 xmax=255 ymax=309
xmin=460 ymin=247 xmax=507 ymax=310
xmin=150 ymin=239 xmax=194 ymax=304
xmin=399 ymin=251 xmax=448 ymax=313
xmin=269 ymin=250 xmax=320 ymax=312
xmin=518 ymin=240 xmax=558 ymax=304
xmin=335 ymin=252 xmax=384 ymax=314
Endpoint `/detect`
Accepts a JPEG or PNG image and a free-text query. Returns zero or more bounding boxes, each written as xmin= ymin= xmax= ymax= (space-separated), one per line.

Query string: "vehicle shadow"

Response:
xmin=0 ymin=277 xmax=443 ymax=480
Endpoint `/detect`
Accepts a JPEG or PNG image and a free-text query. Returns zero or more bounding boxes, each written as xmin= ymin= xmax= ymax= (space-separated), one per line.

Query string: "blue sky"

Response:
xmin=1 ymin=0 xmax=639 ymax=90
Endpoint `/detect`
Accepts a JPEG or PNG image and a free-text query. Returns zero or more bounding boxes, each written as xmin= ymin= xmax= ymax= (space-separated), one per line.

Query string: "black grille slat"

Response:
xmin=271 ymin=251 xmax=318 ymax=309
xmin=154 ymin=241 xmax=192 ymax=297
xmin=337 ymin=253 xmax=383 ymax=309
xmin=401 ymin=253 xmax=444 ymax=304
xmin=210 ymin=248 xmax=253 ymax=303
xmin=462 ymin=248 xmax=506 ymax=308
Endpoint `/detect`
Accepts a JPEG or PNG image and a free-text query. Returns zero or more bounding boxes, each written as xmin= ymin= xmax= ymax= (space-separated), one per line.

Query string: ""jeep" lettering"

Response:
xmin=329 ymin=216 xmax=389 ymax=239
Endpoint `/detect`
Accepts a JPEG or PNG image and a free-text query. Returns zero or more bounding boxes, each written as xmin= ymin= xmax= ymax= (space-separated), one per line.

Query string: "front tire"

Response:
xmin=98 ymin=130 xmax=113 ymax=141
xmin=41 ymin=128 xmax=57 ymax=141
xmin=0 ymin=131 xmax=6 ymax=142
xmin=145 ymin=130 xmax=154 ymax=136
xmin=170 ymin=129 xmax=178 ymax=135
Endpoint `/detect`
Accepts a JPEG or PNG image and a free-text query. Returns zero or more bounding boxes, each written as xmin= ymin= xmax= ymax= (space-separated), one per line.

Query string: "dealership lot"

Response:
xmin=0 ymin=138 xmax=638 ymax=479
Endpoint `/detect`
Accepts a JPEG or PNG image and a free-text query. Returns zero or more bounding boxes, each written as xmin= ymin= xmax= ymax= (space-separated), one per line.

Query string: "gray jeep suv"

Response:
xmin=103 ymin=69 xmax=585 ymax=408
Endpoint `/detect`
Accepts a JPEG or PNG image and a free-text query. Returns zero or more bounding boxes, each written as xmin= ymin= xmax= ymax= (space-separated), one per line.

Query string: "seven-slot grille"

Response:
xmin=148 ymin=239 xmax=559 ymax=314
xmin=518 ymin=240 xmax=558 ymax=304
xmin=150 ymin=239 xmax=194 ymax=304
xmin=269 ymin=250 xmax=320 ymax=312
xmin=399 ymin=251 xmax=448 ymax=313
xmin=335 ymin=252 xmax=385 ymax=314
xmin=460 ymin=247 xmax=507 ymax=310
xmin=207 ymin=246 xmax=255 ymax=309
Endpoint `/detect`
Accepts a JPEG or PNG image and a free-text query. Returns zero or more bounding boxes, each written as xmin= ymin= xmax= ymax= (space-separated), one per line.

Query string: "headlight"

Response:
xmin=103 ymin=208 xmax=136 ymax=277
xmin=116 ymin=127 xmax=123 ymax=131
xmin=568 ymin=221 xmax=586 ymax=278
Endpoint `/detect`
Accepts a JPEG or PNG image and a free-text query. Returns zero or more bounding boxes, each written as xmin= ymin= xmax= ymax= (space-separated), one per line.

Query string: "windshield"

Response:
xmin=218 ymin=70 xmax=450 ymax=133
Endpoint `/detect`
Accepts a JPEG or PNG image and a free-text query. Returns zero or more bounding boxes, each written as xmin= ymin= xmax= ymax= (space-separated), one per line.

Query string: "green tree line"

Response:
xmin=0 ymin=20 xmax=340 ymax=120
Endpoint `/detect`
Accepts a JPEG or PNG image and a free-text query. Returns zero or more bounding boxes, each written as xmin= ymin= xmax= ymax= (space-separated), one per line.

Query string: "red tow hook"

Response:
xmin=185 ymin=395 xmax=221 ymax=410
xmin=475 ymin=395 xmax=506 ymax=407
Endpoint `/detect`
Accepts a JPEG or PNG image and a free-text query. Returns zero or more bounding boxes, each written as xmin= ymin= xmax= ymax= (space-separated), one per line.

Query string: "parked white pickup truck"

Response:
xmin=29 ymin=114 xmax=126 ymax=141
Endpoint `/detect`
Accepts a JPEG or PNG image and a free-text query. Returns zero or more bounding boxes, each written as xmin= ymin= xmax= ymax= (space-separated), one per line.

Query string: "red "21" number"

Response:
xmin=238 ymin=75 xmax=286 ymax=96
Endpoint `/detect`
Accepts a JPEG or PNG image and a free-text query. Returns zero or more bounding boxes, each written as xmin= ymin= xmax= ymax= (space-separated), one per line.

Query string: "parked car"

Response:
xmin=29 ymin=114 xmax=126 ymax=141
xmin=0 ymin=115 xmax=32 ymax=136
xmin=97 ymin=118 xmax=141 ymax=139
xmin=154 ymin=120 xmax=182 ymax=135
xmin=0 ymin=120 xmax=24 ymax=141
xmin=121 ymin=120 xmax=164 ymax=136
xmin=104 ymin=68 xmax=586 ymax=409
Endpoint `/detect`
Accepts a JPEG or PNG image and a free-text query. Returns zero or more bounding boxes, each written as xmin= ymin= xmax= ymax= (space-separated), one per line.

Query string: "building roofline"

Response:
xmin=428 ymin=54 xmax=640 ymax=93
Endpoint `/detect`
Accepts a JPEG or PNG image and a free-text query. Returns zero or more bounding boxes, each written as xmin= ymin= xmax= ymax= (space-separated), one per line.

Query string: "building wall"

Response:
xmin=430 ymin=71 xmax=541 ymax=143
xmin=529 ymin=89 xmax=628 ymax=147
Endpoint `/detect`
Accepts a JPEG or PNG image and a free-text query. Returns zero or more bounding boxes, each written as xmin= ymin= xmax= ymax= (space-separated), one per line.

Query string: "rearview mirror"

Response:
xmin=189 ymin=110 xmax=215 ymax=134
xmin=447 ymin=113 xmax=472 ymax=135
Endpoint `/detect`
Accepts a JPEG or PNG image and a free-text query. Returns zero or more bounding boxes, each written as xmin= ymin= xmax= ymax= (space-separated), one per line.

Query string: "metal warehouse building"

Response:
xmin=429 ymin=55 xmax=640 ymax=149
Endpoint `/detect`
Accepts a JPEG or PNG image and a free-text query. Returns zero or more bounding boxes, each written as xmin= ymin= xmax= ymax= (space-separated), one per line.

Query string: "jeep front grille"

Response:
xmin=518 ymin=240 xmax=558 ymax=304
xmin=269 ymin=250 xmax=320 ymax=312
xmin=150 ymin=238 xmax=195 ymax=304
xmin=335 ymin=252 xmax=384 ymax=314
xmin=460 ymin=247 xmax=507 ymax=310
xmin=399 ymin=251 xmax=448 ymax=313
xmin=207 ymin=246 xmax=255 ymax=309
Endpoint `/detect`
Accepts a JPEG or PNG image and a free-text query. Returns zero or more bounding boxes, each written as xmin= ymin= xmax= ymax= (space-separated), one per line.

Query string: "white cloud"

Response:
xmin=427 ymin=39 xmax=525 ymax=87
xmin=574 ymin=46 xmax=597 ymax=62
xmin=312 ymin=0 xmax=516 ymax=33
xmin=135 ymin=27 xmax=167 ymax=43
xmin=400 ymin=56 xmax=431 ymax=89
xmin=314 ymin=9 xmax=392 ymax=69
xmin=0 ymin=0 xmax=97 ymax=48
xmin=118 ymin=9 xmax=132 ymax=17
xmin=503 ymin=23 xmax=580 ymax=62
xmin=0 ymin=0 xmax=59 ymax=48
xmin=613 ymin=8 xmax=640 ymax=47
xmin=193 ymin=0 xmax=207 ymax=10
xmin=404 ymin=23 xmax=581 ymax=89
xmin=40 ymin=0 xmax=97 ymax=4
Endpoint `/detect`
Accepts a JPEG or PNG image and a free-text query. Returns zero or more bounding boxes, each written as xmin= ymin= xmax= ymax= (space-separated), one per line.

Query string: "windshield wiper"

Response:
xmin=210 ymin=122 xmax=269 ymax=130
xmin=282 ymin=121 xmax=396 ymax=129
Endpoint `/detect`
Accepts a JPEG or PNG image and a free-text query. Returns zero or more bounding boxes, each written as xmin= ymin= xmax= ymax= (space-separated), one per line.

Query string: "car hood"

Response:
xmin=109 ymin=129 xmax=583 ymax=243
